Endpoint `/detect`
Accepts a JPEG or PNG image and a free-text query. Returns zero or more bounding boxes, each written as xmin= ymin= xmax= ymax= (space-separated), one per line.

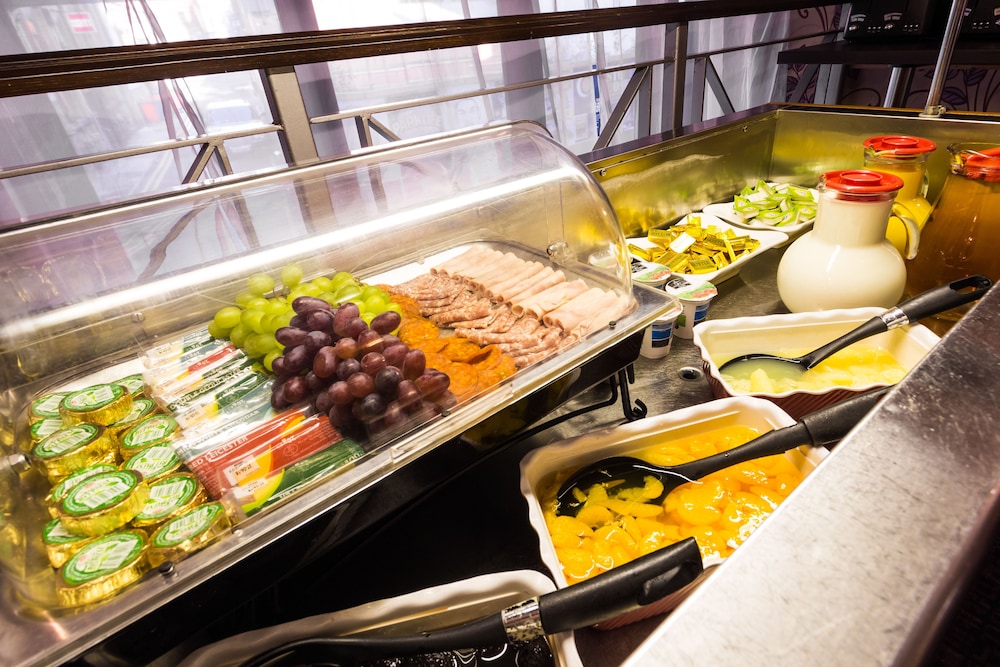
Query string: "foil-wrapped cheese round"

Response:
xmin=58 ymin=470 xmax=149 ymax=537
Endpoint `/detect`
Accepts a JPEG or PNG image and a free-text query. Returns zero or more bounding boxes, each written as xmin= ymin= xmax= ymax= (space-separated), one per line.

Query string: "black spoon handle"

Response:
xmin=238 ymin=538 xmax=704 ymax=667
xmin=800 ymin=275 xmax=992 ymax=370
xmin=537 ymin=536 xmax=702 ymax=634
xmin=668 ymin=386 xmax=891 ymax=483
xmin=894 ymin=274 xmax=992 ymax=322
xmin=798 ymin=385 xmax=892 ymax=445
xmin=238 ymin=613 xmax=508 ymax=666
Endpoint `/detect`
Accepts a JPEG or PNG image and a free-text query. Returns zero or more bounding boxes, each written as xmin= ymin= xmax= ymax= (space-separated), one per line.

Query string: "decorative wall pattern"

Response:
xmin=783 ymin=6 xmax=1000 ymax=113
xmin=841 ymin=64 xmax=1000 ymax=112
xmin=781 ymin=5 xmax=843 ymax=106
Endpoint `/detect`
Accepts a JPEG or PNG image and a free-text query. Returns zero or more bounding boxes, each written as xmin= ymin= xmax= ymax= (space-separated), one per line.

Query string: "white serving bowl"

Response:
xmin=181 ymin=570 xmax=582 ymax=667
xmin=692 ymin=307 xmax=940 ymax=420
xmin=519 ymin=396 xmax=824 ymax=629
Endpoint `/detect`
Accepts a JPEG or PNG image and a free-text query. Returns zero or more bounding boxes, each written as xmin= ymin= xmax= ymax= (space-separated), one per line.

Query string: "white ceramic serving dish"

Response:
xmin=692 ymin=307 xmax=940 ymax=420
xmin=180 ymin=570 xmax=582 ymax=667
xmin=702 ymin=182 xmax=819 ymax=238
xmin=627 ymin=212 xmax=787 ymax=285
xmin=520 ymin=396 xmax=824 ymax=630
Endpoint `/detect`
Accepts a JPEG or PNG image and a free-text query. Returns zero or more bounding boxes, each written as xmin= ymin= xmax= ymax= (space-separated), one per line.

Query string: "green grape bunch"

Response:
xmin=208 ymin=264 xmax=403 ymax=373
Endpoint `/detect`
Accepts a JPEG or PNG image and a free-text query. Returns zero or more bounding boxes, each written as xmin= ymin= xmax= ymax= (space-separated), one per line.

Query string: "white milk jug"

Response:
xmin=776 ymin=169 xmax=918 ymax=313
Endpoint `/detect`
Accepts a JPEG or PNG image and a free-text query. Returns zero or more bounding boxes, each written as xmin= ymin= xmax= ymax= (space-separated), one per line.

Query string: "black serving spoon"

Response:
xmin=555 ymin=386 xmax=891 ymax=517
xmin=237 ymin=536 xmax=703 ymax=667
xmin=716 ymin=275 xmax=992 ymax=380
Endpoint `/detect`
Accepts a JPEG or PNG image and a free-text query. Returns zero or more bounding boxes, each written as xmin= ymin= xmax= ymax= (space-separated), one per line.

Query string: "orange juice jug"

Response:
xmin=905 ymin=143 xmax=1000 ymax=334
xmin=863 ymin=135 xmax=936 ymax=257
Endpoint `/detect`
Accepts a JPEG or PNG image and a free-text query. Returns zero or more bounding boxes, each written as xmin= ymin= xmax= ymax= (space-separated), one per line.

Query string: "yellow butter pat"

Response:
xmin=628 ymin=243 xmax=654 ymax=262
xmin=668 ymin=232 xmax=697 ymax=254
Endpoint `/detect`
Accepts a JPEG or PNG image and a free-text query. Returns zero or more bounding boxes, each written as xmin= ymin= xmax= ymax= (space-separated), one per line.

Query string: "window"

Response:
xmin=1 ymin=1 xmax=832 ymax=227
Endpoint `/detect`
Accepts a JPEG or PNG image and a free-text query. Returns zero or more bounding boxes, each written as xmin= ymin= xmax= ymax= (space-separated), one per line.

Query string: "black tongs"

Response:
xmin=239 ymin=537 xmax=703 ymax=667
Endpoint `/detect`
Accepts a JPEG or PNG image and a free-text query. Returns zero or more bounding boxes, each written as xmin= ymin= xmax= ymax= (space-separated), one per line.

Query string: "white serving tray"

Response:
xmin=519 ymin=395 xmax=825 ymax=629
xmin=628 ymin=212 xmax=787 ymax=285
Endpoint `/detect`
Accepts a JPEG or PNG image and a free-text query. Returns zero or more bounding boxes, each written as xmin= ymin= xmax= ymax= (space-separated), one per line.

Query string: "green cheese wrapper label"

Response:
xmin=136 ymin=476 xmax=198 ymax=521
xmin=153 ymin=503 xmax=225 ymax=547
xmin=33 ymin=424 xmax=100 ymax=459
xmin=124 ymin=444 xmax=180 ymax=479
xmin=61 ymin=532 xmax=144 ymax=585
xmin=31 ymin=392 xmax=69 ymax=419
xmin=123 ymin=415 xmax=178 ymax=449
xmin=49 ymin=464 xmax=117 ymax=505
xmin=116 ymin=374 xmax=145 ymax=397
xmin=43 ymin=519 xmax=86 ymax=546
xmin=113 ymin=398 xmax=157 ymax=427
xmin=63 ymin=384 xmax=124 ymax=412
xmin=31 ymin=418 xmax=65 ymax=442
xmin=62 ymin=471 xmax=138 ymax=516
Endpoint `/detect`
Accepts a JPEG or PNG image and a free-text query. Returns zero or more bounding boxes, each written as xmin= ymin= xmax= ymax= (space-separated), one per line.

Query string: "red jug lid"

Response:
xmin=821 ymin=169 xmax=903 ymax=193
xmin=863 ymin=135 xmax=937 ymax=156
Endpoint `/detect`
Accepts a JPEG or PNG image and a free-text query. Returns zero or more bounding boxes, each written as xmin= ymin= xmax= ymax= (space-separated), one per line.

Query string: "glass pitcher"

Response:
xmin=863 ymin=135 xmax=936 ymax=257
xmin=905 ymin=142 xmax=1000 ymax=334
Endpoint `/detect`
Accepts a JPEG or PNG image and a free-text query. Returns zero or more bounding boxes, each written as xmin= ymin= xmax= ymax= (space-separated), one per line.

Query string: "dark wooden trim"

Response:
xmin=777 ymin=38 xmax=1000 ymax=67
xmin=0 ymin=2 xmax=828 ymax=98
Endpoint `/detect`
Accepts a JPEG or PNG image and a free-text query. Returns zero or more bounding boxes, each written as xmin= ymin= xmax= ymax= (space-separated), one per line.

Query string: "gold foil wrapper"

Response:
xmin=32 ymin=424 xmax=116 ymax=484
xmin=59 ymin=384 xmax=133 ymax=427
xmin=131 ymin=473 xmax=207 ymax=530
xmin=148 ymin=502 xmax=231 ymax=568
xmin=57 ymin=530 xmax=149 ymax=608
xmin=115 ymin=373 xmax=147 ymax=398
xmin=122 ymin=443 xmax=183 ymax=484
xmin=45 ymin=462 xmax=118 ymax=519
xmin=119 ymin=414 xmax=179 ymax=460
xmin=28 ymin=392 xmax=69 ymax=424
xmin=107 ymin=397 xmax=158 ymax=443
xmin=42 ymin=519 xmax=95 ymax=569
xmin=638 ymin=220 xmax=761 ymax=277
xmin=59 ymin=470 xmax=149 ymax=537
xmin=29 ymin=418 xmax=64 ymax=444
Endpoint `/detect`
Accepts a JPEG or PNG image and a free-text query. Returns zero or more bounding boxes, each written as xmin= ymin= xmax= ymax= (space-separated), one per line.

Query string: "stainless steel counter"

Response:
xmin=623 ymin=319 xmax=998 ymax=663
xmin=613 ymin=267 xmax=1000 ymax=665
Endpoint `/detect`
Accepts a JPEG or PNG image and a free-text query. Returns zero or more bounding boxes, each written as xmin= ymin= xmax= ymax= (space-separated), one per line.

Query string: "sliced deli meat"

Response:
xmin=503 ymin=267 xmax=566 ymax=305
xmin=486 ymin=261 xmax=547 ymax=300
xmin=541 ymin=287 xmax=606 ymax=330
xmin=431 ymin=244 xmax=499 ymax=276
xmin=512 ymin=279 xmax=589 ymax=319
xmin=391 ymin=243 xmax=635 ymax=370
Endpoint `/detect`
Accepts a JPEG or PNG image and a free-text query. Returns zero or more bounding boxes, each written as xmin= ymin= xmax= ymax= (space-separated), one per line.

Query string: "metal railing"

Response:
xmin=0 ymin=2 xmax=842 ymax=227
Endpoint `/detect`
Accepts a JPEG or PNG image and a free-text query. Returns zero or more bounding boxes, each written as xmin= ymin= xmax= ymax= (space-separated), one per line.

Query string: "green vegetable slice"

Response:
xmin=730 ymin=181 xmax=817 ymax=227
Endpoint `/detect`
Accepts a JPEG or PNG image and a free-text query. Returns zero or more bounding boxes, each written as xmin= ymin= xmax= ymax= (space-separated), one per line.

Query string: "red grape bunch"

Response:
xmin=270 ymin=296 xmax=455 ymax=445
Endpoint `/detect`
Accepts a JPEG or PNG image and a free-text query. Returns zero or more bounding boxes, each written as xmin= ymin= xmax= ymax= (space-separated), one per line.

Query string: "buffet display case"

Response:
xmin=0 ymin=121 xmax=674 ymax=667
xmin=5 ymin=101 xmax=999 ymax=667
